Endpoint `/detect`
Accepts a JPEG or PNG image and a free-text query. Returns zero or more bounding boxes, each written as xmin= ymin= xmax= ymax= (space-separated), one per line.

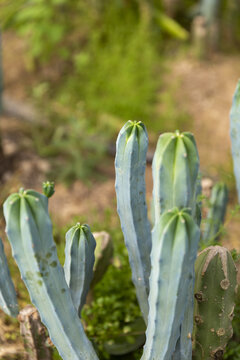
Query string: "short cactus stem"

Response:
xmin=42 ymin=181 xmax=55 ymax=198
xmin=192 ymin=246 xmax=238 ymax=360
xmin=152 ymin=130 xmax=199 ymax=221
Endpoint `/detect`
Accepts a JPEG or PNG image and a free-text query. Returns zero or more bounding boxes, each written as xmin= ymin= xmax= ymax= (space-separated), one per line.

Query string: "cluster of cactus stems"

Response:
xmin=0 ymin=82 xmax=240 ymax=359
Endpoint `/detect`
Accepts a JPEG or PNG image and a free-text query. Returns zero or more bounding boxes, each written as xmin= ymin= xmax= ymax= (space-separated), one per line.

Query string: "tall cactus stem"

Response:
xmin=115 ymin=120 xmax=152 ymax=323
xmin=141 ymin=208 xmax=200 ymax=360
xmin=3 ymin=189 xmax=99 ymax=360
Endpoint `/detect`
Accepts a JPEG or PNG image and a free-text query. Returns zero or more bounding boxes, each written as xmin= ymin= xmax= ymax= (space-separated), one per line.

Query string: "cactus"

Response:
xmin=230 ymin=80 xmax=240 ymax=202
xmin=0 ymin=237 xmax=18 ymax=317
xmin=152 ymin=130 xmax=199 ymax=222
xmin=115 ymin=120 xmax=152 ymax=323
xmin=64 ymin=223 xmax=96 ymax=316
xmin=42 ymin=181 xmax=55 ymax=198
xmin=192 ymin=246 xmax=238 ymax=360
xmin=201 ymin=182 xmax=228 ymax=246
xmin=141 ymin=208 xmax=200 ymax=360
xmin=3 ymin=188 xmax=98 ymax=360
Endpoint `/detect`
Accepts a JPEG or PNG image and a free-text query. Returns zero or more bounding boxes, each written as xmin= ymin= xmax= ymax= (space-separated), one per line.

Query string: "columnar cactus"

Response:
xmin=192 ymin=246 xmax=238 ymax=360
xmin=64 ymin=223 xmax=96 ymax=316
xmin=230 ymin=79 xmax=240 ymax=201
xmin=0 ymin=237 xmax=18 ymax=317
xmin=115 ymin=120 xmax=152 ymax=323
xmin=141 ymin=208 xmax=200 ymax=360
xmin=202 ymin=182 xmax=228 ymax=246
xmin=152 ymin=130 xmax=199 ymax=221
xmin=3 ymin=189 xmax=98 ymax=360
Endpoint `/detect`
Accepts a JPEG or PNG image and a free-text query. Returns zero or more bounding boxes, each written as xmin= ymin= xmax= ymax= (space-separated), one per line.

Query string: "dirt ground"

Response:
xmin=1 ymin=32 xmax=240 ymax=358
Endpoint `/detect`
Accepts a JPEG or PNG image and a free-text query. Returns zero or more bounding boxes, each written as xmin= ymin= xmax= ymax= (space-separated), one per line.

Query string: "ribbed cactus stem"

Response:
xmin=64 ymin=223 xmax=96 ymax=316
xmin=193 ymin=246 xmax=238 ymax=360
xmin=3 ymin=189 xmax=99 ymax=360
xmin=202 ymin=182 xmax=228 ymax=246
xmin=0 ymin=238 xmax=19 ymax=317
xmin=115 ymin=120 xmax=152 ymax=323
xmin=141 ymin=208 xmax=200 ymax=360
xmin=230 ymin=80 xmax=240 ymax=202
xmin=152 ymin=130 xmax=199 ymax=221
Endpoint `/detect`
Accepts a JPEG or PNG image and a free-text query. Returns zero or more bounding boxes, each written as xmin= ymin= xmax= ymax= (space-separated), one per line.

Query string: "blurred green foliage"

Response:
xmin=0 ymin=0 xmax=192 ymax=182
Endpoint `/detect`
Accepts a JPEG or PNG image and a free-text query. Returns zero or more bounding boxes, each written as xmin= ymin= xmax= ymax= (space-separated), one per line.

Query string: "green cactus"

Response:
xmin=192 ymin=246 xmax=238 ymax=360
xmin=141 ymin=208 xmax=200 ymax=360
xmin=230 ymin=80 xmax=240 ymax=202
xmin=0 ymin=237 xmax=19 ymax=317
xmin=201 ymin=182 xmax=228 ymax=246
xmin=115 ymin=120 xmax=152 ymax=323
xmin=42 ymin=181 xmax=55 ymax=198
xmin=152 ymin=130 xmax=199 ymax=222
xmin=3 ymin=188 xmax=98 ymax=360
xmin=64 ymin=223 xmax=96 ymax=317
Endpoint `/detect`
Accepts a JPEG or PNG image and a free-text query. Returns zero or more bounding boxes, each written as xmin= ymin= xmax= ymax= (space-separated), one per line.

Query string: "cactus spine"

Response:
xmin=141 ymin=208 xmax=200 ymax=360
xmin=115 ymin=120 xmax=152 ymax=323
xmin=3 ymin=189 xmax=98 ymax=360
xmin=64 ymin=223 xmax=96 ymax=316
xmin=0 ymin=237 xmax=19 ymax=317
xmin=202 ymin=182 xmax=228 ymax=246
xmin=230 ymin=80 xmax=240 ymax=201
xmin=193 ymin=246 xmax=238 ymax=360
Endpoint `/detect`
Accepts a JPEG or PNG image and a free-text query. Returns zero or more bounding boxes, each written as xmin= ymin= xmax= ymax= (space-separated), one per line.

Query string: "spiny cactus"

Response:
xmin=201 ymin=182 xmax=228 ymax=246
xmin=193 ymin=246 xmax=238 ymax=360
xmin=230 ymin=79 xmax=240 ymax=202
xmin=141 ymin=208 xmax=200 ymax=360
xmin=3 ymin=188 xmax=98 ymax=360
xmin=115 ymin=120 xmax=152 ymax=323
xmin=64 ymin=223 xmax=96 ymax=317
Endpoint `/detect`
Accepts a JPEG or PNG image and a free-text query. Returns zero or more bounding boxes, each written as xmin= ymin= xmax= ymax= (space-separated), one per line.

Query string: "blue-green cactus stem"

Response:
xmin=115 ymin=120 xmax=152 ymax=323
xmin=141 ymin=208 xmax=200 ymax=360
xmin=64 ymin=223 xmax=96 ymax=316
xmin=0 ymin=238 xmax=19 ymax=317
xmin=230 ymin=80 xmax=240 ymax=202
xmin=193 ymin=246 xmax=238 ymax=360
xmin=152 ymin=130 xmax=199 ymax=223
xmin=3 ymin=189 xmax=99 ymax=360
xmin=202 ymin=182 xmax=228 ymax=245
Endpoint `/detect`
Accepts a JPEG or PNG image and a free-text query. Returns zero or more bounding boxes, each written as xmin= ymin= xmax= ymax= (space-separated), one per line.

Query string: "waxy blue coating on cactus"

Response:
xmin=3 ymin=189 xmax=98 ymax=360
xmin=202 ymin=182 xmax=228 ymax=245
xmin=0 ymin=238 xmax=19 ymax=317
xmin=152 ymin=130 xmax=199 ymax=222
xmin=193 ymin=246 xmax=238 ymax=360
xmin=64 ymin=223 xmax=96 ymax=316
xmin=115 ymin=120 xmax=152 ymax=323
xmin=141 ymin=208 xmax=200 ymax=360
xmin=230 ymin=80 xmax=240 ymax=202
